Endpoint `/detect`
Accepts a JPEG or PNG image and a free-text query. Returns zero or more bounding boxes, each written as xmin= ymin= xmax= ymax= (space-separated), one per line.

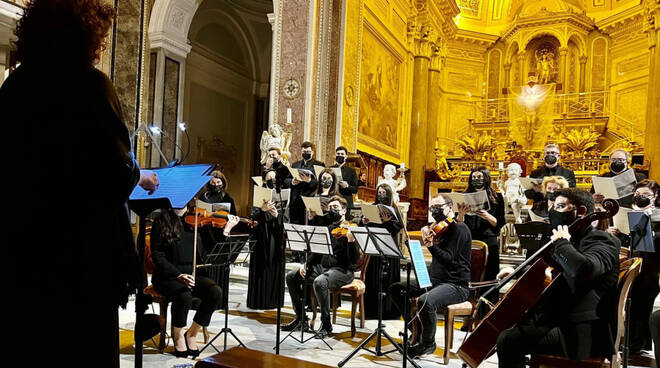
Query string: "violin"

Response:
xmin=331 ymin=221 xmax=359 ymax=238
xmin=185 ymin=208 xmax=258 ymax=229
xmin=429 ymin=217 xmax=455 ymax=238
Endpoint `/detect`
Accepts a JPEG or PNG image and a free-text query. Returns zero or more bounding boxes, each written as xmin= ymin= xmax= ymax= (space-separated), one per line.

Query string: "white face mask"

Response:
xmin=173 ymin=208 xmax=187 ymax=217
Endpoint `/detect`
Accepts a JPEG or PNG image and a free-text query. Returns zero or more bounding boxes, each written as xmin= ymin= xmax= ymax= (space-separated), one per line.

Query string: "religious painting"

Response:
xmin=358 ymin=28 xmax=401 ymax=151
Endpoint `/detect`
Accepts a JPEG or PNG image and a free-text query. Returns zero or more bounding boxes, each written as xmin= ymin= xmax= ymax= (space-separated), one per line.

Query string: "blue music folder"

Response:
xmin=408 ymin=239 xmax=432 ymax=288
xmin=129 ymin=164 xmax=214 ymax=213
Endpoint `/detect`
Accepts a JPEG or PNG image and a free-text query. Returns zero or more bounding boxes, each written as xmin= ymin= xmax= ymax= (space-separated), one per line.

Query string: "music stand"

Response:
xmin=198 ymin=234 xmax=255 ymax=353
xmin=338 ymin=227 xmax=420 ymax=368
xmin=278 ymin=224 xmax=334 ymax=350
xmin=128 ymin=164 xmax=214 ymax=368
xmin=514 ymin=222 xmax=552 ymax=258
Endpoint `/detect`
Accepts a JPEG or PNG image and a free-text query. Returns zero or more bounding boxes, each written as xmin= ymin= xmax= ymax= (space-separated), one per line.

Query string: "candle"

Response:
xmin=417 ymin=112 xmax=420 ymax=128
xmin=498 ymin=162 xmax=504 ymax=170
xmin=287 ymin=108 xmax=292 ymax=124
xmin=400 ymin=162 xmax=405 ymax=169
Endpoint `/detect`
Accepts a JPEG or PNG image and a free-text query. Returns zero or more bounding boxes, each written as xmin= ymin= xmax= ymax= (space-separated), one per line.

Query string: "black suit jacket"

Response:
xmin=285 ymin=159 xmax=325 ymax=224
xmin=333 ymin=164 xmax=358 ymax=208
xmin=525 ymin=164 xmax=576 ymax=203
xmin=539 ymin=227 xmax=621 ymax=360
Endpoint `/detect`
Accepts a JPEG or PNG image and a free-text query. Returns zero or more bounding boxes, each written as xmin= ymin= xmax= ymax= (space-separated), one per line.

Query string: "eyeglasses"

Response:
xmin=610 ymin=158 xmax=627 ymax=163
xmin=545 ymin=151 xmax=560 ymax=156
xmin=430 ymin=204 xmax=448 ymax=210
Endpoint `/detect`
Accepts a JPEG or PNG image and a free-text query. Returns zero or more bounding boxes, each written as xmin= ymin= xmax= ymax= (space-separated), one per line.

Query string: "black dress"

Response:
xmin=247 ymin=207 xmax=285 ymax=309
xmin=3 ymin=65 xmax=141 ymax=366
xmin=360 ymin=207 xmax=403 ymax=319
xmin=463 ymin=193 xmax=505 ymax=284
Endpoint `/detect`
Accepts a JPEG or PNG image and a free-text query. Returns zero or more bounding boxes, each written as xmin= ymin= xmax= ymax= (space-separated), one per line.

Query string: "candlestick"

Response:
xmin=287 ymin=108 xmax=292 ymax=124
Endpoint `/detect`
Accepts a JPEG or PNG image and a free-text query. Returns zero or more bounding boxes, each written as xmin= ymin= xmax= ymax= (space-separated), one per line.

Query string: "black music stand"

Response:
xmin=514 ymin=222 xmax=552 ymax=258
xmin=338 ymin=226 xmax=420 ymax=368
xmin=128 ymin=164 xmax=214 ymax=368
xmin=198 ymin=234 xmax=254 ymax=353
xmin=278 ymin=223 xmax=334 ymax=350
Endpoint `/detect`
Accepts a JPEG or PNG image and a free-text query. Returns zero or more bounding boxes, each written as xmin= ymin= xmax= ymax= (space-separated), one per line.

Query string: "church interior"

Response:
xmin=1 ymin=0 xmax=658 ymax=367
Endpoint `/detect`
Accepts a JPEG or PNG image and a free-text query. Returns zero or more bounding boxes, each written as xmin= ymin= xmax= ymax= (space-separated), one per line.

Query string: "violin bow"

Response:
xmin=192 ymin=199 xmax=199 ymax=280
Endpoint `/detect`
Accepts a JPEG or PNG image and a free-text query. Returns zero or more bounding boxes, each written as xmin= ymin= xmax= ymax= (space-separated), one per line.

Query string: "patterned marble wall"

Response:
xmin=113 ymin=0 xmax=143 ymax=128
xmin=162 ymin=57 xmax=180 ymax=162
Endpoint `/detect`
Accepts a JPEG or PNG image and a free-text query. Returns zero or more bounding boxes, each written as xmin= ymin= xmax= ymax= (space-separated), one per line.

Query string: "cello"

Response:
xmin=457 ymin=199 xmax=619 ymax=368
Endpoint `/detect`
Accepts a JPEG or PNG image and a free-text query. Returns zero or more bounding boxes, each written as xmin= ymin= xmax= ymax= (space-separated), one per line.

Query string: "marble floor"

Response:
xmin=118 ymin=263 xmax=657 ymax=368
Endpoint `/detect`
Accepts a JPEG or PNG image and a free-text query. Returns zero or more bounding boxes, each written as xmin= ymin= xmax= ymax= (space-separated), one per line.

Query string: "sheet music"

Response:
xmin=629 ymin=211 xmax=654 ymax=253
xmin=301 ymin=196 xmax=324 ymax=215
xmin=253 ymin=185 xmax=273 ymax=207
xmin=592 ymin=169 xmax=637 ymax=199
xmin=360 ymin=204 xmax=384 ymax=224
xmin=251 ymin=176 xmax=263 ymax=186
xmin=408 ymin=240 xmax=432 ymax=288
xmin=213 ymin=202 xmax=231 ymax=212
xmin=288 ymin=166 xmax=314 ymax=181
xmin=129 ymin=164 xmax=214 ymax=209
xmin=313 ymin=165 xmax=325 ymax=180
xmin=349 ymin=226 xmax=400 ymax=257
xmin=283 ymin=224 xmax=332 ymax=254
xmin=612 ymin=207 xmax=634 ymax=235
xmin=196 ymin=200 xmax=213 ymax=212
xmin=446 ymin=191 xmax=491 ymax=213
xmin=519 ymin=177 xmax=543 ymax=191
xmin=528 ymin=208 xmax=548 ymax=222
xmin=331 ymin=167 xmax=343 ymax=183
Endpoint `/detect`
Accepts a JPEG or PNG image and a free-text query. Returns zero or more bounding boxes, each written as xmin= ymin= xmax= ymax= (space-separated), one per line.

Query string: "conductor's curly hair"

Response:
xmin=14 ymin=0 xmax=116 ymax=65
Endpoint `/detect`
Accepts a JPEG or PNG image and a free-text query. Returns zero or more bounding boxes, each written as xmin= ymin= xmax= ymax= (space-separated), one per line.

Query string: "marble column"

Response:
xmin=578 ymin=55 xmax=588 ymax=93
xmin=503 ymin=62 xmax=512 ymax=89
xmin=558 ymin=47 xmax=568 ymax=91
xmin=0 ymin=45 xmax=7 ymax=86
xmin=409 ymin=31 xmax=431 ymax=199
xmin=517 ymin=52 xmax=526 ymax=83
xmin=644 ymin=3 xmax=660 ymax=181
xmin=427 ymin=47 xmax=442 ymax=168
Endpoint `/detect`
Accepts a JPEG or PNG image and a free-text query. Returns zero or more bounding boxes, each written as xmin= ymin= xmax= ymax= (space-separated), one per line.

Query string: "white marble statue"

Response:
xmin=259 ymin=123 xmax=292 ymax=165
xmin=497 ymin=163 xmax=527 ymax=224
xmin=377 ymin=164 xmax=407 ymax=203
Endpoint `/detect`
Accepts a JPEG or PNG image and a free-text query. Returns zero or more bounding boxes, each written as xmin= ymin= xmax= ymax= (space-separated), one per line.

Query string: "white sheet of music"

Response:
xmin=251 ymin=176 xmax=263 ymax=186
xmin=519 ymin=177 xmax=543 ymax=191
xmin=301 ymin=196 xmax=324 ymax=215
xmin=592 ymin=169 xmax=636 ymax=199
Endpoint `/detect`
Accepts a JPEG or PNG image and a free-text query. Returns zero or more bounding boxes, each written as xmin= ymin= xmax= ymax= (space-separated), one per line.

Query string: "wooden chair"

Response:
xmin=529 ymin=257 xmax=643 ymax=368
xmin=310 ymin=254 xmax=370 ymax=337
xmin=409 ymin=240 xmax=489 ymax=364
xmin=143 ymin=233 xmax=209 ymax=353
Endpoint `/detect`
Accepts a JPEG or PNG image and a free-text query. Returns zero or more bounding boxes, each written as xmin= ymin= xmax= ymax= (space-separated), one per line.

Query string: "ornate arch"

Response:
xmin=521 ymin=29 xmax=565 ymax=51
xmin=148 ymin=0 xmax=199 ymax=60
xmin=567 ymin=32 xmax=586 ymax=56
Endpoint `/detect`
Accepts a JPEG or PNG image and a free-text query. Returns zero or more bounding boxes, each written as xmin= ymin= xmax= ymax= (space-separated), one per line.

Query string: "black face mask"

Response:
xmin=610 ymin=161 xmax=626 ymax=174
xmin=271 ymin=160 xmax=281 ymax=169
xmin=376 ymin=193 xmax=388 ymax=204
xmin=327 ymin=209 xmax=342 ymax=222
xmin=471 ymin=178 xmax=485 ymax=189
xmin=302 ymin=153 xmax=312 ymax=161
xmin=430 ymin=206 xmax=447 ymax=223
xmin=336 ymin=155 xmax=345 ymax=164
xmin=546 ymin=191 xmax=559 ymax=201
xmin=548 ymin=209 xmax=576 ymax=229
xmin=266 ymin=179 xmax=276 ymax=189
xmin=545 ymin=154 xmax=558 ymax=165
xmin=633 ymin=195 xmax=651 ymax=208
xmin=321 ymin=179 xmax=333 ymax=189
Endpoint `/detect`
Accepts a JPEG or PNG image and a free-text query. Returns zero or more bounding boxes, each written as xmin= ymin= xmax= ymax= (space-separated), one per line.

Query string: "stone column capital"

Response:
xmin=579 ymin=55 xmax=588 ymax=64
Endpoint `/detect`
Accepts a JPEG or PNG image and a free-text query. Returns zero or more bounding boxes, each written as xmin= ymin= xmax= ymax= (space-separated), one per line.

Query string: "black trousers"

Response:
xmin=153 ymin=275 xmax=222 ymax=328
xmin=650 ymin=309 xmax=660 ymax=363
xmin=496 ymin=320 xmax=567 ymax=368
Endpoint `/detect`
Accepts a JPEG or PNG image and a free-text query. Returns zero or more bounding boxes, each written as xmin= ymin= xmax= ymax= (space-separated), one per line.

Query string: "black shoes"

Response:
xmin=281 ymin=317 xmax=310 ymax=332
xmin=314 ymin=324 xmax=332 ymax=339
xmin=408 ymin=341 xmax=437 ymax=358
xmin=172 ymin=347 xmax=189 ymax=358
xmin=183 ymin=331 xmax=200 ymax=359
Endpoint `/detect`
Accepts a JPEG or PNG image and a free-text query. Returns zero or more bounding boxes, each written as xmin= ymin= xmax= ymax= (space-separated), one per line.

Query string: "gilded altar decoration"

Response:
xmin=358 ymin=30 xmax=400 ymax=150
xmin=259 ymin=123 xmax=292 ymax=165
xmin=534 ymin=49 xmax=556 ymax=85
xmin=508 ymin=78 xmax=556 ymax=150
xmin=455 ymin=133 xmax=493 ymax=161
xmin=434 ymin=144 xmax=461 ymax=181
xmin=562 ymin=128 xmax=600 ymax=159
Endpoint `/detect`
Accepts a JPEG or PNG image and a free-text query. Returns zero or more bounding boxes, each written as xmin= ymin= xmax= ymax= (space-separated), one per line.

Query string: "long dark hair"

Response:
xmin=317 ymin=168 xmax=338 ymax=196
xmin=153 ymin=208 xmax=182 ymax=246
xmin=465 ymin=166 xmax=498 ymax=205
xmin=375 ymin=183 xmax=394 ymax=206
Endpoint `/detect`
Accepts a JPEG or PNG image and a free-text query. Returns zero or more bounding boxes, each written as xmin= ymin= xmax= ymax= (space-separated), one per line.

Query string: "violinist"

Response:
xmin=496 ymin=188 xmax=620 ymax=367
xmin=151 ymin=203 xmax=240 ymax=358
xmin=388 ymin=194 xmax=472 ymax=358
xmin=283 ymin=195 xmax=361 ymax=338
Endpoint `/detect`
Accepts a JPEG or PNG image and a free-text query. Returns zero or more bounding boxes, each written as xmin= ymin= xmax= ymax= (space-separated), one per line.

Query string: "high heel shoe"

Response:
xmin=184 ymin=330 xmax=200 ymax=359
xmin=172 ymin=346 xmax=189 ymax=358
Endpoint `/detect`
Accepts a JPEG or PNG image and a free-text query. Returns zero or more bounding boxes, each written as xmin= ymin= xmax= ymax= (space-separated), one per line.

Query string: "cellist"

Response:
xmin=496 ymin=188 xmax=620 ymax=367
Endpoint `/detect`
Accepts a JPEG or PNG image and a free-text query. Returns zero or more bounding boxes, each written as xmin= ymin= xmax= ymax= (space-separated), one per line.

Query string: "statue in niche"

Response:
xmin=497 ymin=162 xmax=527 ymax=224
xmin=259 ymin=123 xmax=292 ymax=165
xmin=535 ymin=49 xmax=555 ymax=85
xmin=377 ymin=164 xmax=407 ymax=203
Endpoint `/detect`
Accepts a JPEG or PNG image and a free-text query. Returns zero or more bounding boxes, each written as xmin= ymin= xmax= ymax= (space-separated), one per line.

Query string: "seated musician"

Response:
xmin=389 ymin=194 xmax=472 ymax=358
xmin=496 ymin=188 xmax=620 ymax=367
xmin=283 ymin=195 xmax=362 ymax=338
xmin=150 ymin=203 xmax=240 ymax=358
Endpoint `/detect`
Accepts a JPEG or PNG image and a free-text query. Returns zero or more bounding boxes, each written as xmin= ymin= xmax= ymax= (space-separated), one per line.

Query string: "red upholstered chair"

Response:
xmin=528 ymin=257 xmax=643 ymax=368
